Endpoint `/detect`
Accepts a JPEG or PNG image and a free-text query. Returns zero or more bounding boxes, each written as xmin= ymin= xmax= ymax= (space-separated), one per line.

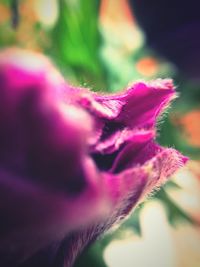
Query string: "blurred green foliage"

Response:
xmin=46 ymin=0 xmax=108 ymax=90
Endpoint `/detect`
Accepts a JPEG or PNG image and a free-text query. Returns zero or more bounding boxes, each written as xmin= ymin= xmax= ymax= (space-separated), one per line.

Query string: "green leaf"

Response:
xmin=155 ymin=188 xmax=194 ymax=226
xmin=74 ymin=240 xmax=108 ymax=267
xmin=45 ymin=0 xmax=107 ymax=91
xmin=120 ymin=205 xmax=142 ymax=236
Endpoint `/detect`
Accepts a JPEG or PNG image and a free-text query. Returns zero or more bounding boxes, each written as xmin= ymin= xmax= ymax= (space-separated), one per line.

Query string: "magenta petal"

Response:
xmin=77 ymin=79 xmax=176 ymax=155
xmin=80 ymin=79 xmax=175 ymax=126
xmin=93 ymin=128 xmax=155 ymax=155
xmin=103 ymin=146 xmax=187 ymax=227
xmin=0 ymin=48 xmax=187 ymax=267
xmin=78 ymin=91 xmax=125 ymax=119
xmin=110 ymin=136 xmax=156 ymax=173
xmin=116 ymin=80 xmax=175 ymax=128
xmin=0 ymin=49 xmax=110 ymax=265
xmin=139 ymin=148 xmax=188 ymax=199
xmin=0 ymin=49 xmax=93 ymax=195
xmin=0 ymin=158 xmax=108 ymax=265
xmin=47 ymin=147 xmax=188 ymax=267
xmin=103 ymin=170 xmax=148 ymax=224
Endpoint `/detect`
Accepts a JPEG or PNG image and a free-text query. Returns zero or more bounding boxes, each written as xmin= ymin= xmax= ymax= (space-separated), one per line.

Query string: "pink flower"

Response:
xmin=0 ymin=48 xmax=187 ymax=267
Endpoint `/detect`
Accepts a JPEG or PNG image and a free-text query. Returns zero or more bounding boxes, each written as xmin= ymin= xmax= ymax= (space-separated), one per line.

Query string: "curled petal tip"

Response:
xmin=148 ymin=78 xmax=175 ymax=90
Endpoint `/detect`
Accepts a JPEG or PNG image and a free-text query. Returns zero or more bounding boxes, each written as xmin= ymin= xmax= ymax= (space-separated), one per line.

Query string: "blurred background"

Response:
xmin=0 ymin=0 xmax=200 ymax=266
